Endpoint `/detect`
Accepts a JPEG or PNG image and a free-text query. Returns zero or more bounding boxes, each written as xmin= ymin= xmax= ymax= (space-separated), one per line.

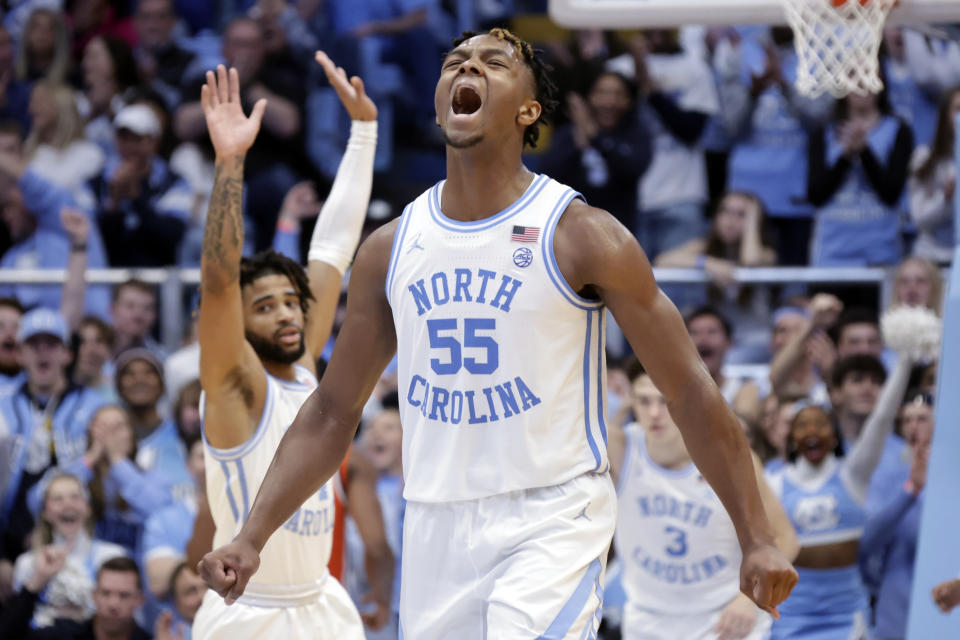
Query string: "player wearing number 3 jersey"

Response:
xmin=199 ymin=28 xmax=798 ymax=639
xmin=608 ymin=372 xmax=798 ymax=640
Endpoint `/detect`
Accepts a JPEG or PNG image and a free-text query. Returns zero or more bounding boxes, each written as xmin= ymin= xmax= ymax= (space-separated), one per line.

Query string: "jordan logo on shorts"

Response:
xmin=574 ymin=503 xmax=591 ymax=522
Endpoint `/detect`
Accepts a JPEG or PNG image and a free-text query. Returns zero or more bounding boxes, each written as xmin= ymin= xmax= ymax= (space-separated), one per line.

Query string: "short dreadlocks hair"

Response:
xmin=240 ymin=249 xmax=315 ymax=313
xmin=449 ymin=28 xmax=559 ymax=149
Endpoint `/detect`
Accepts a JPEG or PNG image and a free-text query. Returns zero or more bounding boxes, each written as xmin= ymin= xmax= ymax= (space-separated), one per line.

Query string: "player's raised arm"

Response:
xmin=197 ymin=65 xmax=269 ymax=448
xmin=198 ymin=222 xmax=399 ymax=603
xmin=302 ymin=52 xmax=379 ymax=362
xmin=553 ymin=200 xmax=798 ymax=615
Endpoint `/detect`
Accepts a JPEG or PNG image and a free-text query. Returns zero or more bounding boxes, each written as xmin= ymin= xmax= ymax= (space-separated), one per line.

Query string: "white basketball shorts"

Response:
xmin=399 ymin=471 xmax=617 ymax=639
xmin=623 ymin=601 xmax=773 ymax=640
xmin=192 ymin=577 xmax=364 ymax=640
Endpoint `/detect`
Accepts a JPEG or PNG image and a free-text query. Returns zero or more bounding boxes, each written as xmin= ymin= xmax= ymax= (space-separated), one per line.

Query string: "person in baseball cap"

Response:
xmin=0 ymin=308 xmax=108 ymax=565
xmin=91 ymin=100 xmax=191 ymax=267
xmin=114 ymin=347 xmax=192 ymax=498
xmin=113 ymin=104 xmax=161 ymax=138
xmin=16 ymin=308 xmax=71 ymax=401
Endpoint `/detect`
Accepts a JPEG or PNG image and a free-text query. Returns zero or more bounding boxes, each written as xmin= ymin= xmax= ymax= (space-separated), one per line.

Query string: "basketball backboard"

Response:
xmin=548 ymin=0 xmax=960 ymax=28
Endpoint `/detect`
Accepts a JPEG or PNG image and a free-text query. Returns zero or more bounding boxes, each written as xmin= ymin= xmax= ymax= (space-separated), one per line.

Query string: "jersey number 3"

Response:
xmin=427 ymin=318 xmax=499 ymax=375
xmin=664 ymin=526 xmax=688 ymax=557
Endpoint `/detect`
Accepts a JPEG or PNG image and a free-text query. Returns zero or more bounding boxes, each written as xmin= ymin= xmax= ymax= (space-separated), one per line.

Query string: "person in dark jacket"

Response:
xmin=0 ymin=555 xmax=151 ymax=639
xmin=542 ymin=70 xmax=651 ymax=235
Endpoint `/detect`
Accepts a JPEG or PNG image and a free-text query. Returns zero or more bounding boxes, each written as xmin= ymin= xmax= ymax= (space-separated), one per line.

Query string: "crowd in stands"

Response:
xmin=0 ymin=0 xmax=955 ymax=638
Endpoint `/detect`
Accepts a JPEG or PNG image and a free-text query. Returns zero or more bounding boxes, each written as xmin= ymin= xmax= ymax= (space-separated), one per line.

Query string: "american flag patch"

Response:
xmin=511 ymin=225 xmax=540 ymax=242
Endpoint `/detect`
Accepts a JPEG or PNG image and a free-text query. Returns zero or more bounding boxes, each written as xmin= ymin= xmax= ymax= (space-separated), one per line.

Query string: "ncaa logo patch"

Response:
xmin=513 ymin=247 xmax=533 ymax=268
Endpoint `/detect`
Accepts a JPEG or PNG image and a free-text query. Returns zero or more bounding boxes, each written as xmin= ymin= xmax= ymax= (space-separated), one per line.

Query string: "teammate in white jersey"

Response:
xmin=609 ymin=371 xmax=798 ymax=640
xmin=191 ymin=53 xmax=380 ymax=639
xmin=199 ymin=28 xmax=798 ymax=638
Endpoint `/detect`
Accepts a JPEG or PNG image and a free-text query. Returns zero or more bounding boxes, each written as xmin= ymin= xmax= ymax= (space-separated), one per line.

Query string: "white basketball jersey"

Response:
xmin=202 ymin=365 xmax=335 ymax=593
xmin=386 ymin=175 xmax=609 ymax=502
xmin=614 ymin=424 xmax=741 ymax=615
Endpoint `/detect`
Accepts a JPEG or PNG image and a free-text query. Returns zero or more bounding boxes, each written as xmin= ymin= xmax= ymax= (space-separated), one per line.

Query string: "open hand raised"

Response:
xmin=315 ymin=51 xmax=377 ymax=122
xmin=201 ymin=65 xmax=267 ymax=159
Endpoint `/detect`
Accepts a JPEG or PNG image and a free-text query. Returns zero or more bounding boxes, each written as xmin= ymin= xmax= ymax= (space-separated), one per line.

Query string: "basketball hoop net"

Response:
xmin=782 ymin=0 xmax=898 ymax=98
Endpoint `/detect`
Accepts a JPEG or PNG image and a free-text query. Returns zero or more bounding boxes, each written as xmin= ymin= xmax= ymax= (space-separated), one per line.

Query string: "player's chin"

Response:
xmin=442 ymin=119 xmax=485 ymax=147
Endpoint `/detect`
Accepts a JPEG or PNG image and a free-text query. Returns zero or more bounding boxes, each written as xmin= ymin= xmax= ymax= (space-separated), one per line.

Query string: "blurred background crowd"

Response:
xmin=0 ymin=0 xmax=955 ymax=638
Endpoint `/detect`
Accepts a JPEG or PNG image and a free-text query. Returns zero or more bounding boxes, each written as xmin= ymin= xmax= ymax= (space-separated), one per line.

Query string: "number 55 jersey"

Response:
xmin=386 ymin=175 xmax=609 ymax=502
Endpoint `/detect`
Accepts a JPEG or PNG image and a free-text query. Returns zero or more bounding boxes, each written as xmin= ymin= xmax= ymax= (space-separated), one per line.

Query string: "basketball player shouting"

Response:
xmin=200 ymin=29 xmax=797 ymax=638
xmin=191 ymin=52 xmax=377 ymax=638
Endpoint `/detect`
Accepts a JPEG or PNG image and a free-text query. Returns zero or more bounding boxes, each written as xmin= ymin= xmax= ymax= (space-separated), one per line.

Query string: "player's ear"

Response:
xmin=517 ymin=99 xmax=541 ymax=128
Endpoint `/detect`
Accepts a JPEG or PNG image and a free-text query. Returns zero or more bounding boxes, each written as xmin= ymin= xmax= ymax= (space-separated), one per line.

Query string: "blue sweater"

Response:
xmin=860 ymin=486 xmax=922 ymax=639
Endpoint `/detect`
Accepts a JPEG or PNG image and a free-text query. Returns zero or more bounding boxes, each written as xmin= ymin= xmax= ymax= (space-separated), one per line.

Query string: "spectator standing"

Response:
xmin=860 ymin=389 xmax=934 ymax=640
xmin=0 ymin=297 xmax=24 ymax=390
xmin=90 ymin=103 xmax=192 ymax=267
xmin=14 ymin=8 xmax=71 ymax=85
xmin=609 ymin=29 xmax=719 ymax=259
xmin=133 ymin=0 xmax=200 ymax=111
xmin=546 ymin=30 xmax=626 ymax=121
xmin=114 ymin=348 xmax=191 ymax=502
xmin=142 ymin=434 xmax=204 ymax=603
xmin=770 ymin=298 xmax=837 ymax=385
xmin=110 ymin=279 xmax=166 ymax=360
xmin=901 ymin=29 xmax=960 ymax=105
xmin=908 ymin=86 xmax=959 ymax=265
xmin=754 ymin=395 xmax=804 ymax=472
xmin=47 ymin=405 xmax=174 ymax=554
xmin=172 ymin=379 xmax=201 ymax=441
xmin=69 ymin=0 xmax=138 ymax=57
xmin=829 ymin=355 xmax=886 ymax=446
xmin=24 ymin=81 xmax=106 ymax=210
xmin=0 ymin=125 xmax=110 ymax=319
xmin=882 ymin=27 xmax=939 ymax=147
xmin=71 ymin=317 xmax=118 ymax=402
xmin=0 ymin=26 xmax=33 ymax=131
xmin=889 ymin=256 xmax=944 ymax=313
xmin=807 ymin=88 xmax=914 ymax=266
xmin=541 ymin=71 xmax=652 ymax=234
xmin=10 ymin=472 xmax=126 ymax=629
xmin=832 ymin=308 xmax=885 ymax=361
xmin=684 ymin=306 xmax=763 ymax=425
xmin=766 ymin=342 xmax=915 ymax=639
xmin=175 ymin=17 xmax=304 ymax=250
xmin=0 ymin=309 xmax=108 ymax=570
xmin=79 ymin=36 xmax=140 ymax=153
xmin=656 ymin=191 xmax=777 ymax=362
xmin=719 ymin=27 xmax=833 ymax=265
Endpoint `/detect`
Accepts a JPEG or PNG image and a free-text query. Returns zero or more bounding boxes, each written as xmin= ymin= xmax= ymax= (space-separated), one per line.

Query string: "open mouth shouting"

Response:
xmin=452 ymin=85 xmax=483 ymax=117
xmin=798 ymin=436 xmax=829 ymax=462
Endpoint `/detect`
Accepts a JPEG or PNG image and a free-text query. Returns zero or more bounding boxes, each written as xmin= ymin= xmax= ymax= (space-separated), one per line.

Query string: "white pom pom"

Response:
xmin=881 ymin=306 xmax=942 ymax=361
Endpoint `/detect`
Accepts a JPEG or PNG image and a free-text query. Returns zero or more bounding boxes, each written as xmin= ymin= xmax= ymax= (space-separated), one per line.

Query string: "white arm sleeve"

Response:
xmin=843 ymin=356 xmax=913 ymax=502
xmin=308 ymin=119 xmax=377 ymax=275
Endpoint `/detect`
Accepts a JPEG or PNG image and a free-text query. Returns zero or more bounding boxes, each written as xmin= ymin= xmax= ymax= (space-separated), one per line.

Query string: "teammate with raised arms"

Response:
xmin=199 ymin=29 xmax=798 ymax=638
xmin=192 ymin=52 xmax=378 ymax=638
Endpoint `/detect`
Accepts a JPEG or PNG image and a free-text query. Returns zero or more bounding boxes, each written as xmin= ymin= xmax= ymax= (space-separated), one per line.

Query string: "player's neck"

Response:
xmin=262 ymin=360 xmax=298 ymax=382
xmin=835 ymin=409 xmax=865 ymax=444
xmin=442 ymin=145 xmax=533 ymax=222
xmin=645 ymin=436 xmax=691 ymax=470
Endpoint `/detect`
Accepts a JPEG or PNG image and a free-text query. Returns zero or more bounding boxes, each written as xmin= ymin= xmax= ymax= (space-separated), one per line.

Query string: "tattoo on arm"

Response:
xmin=202 ymin=156 xmax=245 ymax=291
